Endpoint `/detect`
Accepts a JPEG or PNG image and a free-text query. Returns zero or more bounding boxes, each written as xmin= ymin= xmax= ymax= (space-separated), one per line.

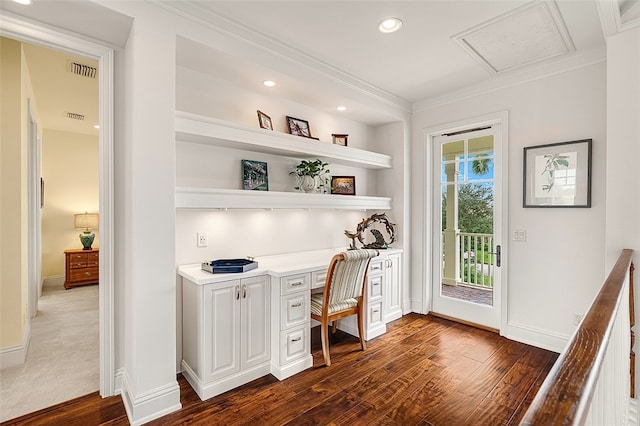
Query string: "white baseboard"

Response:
xmin=120 ymin=368 xmax=181 ymax=426
xmin=0 ymin=323 xmax=30 ymax=369
xmin=270 ymin=355 xmax=313 ymax=381
xmin=505 ymin=321 xmax=569 ymax=353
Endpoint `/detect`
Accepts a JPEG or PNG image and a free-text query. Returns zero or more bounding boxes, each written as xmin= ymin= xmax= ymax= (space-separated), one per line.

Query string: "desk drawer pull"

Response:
xmin=291 ymin=281 xmax=303 ymax=287
xmin=373 ymin=282 xmax=380 ymax=286
xmin=291 ymin=337 xmax=302 ymax=342
xmin=372 ymin=309 xmax=380 ymax=313
xmin=291 ymin=302 xmax=302 ymax=308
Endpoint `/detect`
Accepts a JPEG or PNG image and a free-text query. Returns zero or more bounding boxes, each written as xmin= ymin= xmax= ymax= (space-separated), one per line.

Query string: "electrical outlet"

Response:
xmin=197 ymin=232 xmax=208 ymax=247
xmin=573 ymin=313 xmax=584 ymax=325
xmin=513 ymin=230 xmax=527 ymax=242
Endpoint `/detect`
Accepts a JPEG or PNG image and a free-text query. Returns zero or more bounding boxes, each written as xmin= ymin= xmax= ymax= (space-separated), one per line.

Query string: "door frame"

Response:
xmin=1 ymin=13 xmax=116 ymax=396
xmin=422 ymin=111 xmax=509 ymax=334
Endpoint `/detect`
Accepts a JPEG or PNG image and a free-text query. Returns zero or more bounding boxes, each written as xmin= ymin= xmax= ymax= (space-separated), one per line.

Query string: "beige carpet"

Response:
xmin=0 ymin=283 xmax=99 ymax=422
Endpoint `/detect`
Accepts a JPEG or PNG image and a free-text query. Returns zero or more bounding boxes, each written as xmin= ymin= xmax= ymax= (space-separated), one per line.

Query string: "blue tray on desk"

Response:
xmin=202 ymin=259 xmax=258 ymax=274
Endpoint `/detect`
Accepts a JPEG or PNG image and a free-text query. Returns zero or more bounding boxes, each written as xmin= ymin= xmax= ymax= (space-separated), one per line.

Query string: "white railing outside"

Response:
xmin=458 ymin=232 xmax=494 ymax=289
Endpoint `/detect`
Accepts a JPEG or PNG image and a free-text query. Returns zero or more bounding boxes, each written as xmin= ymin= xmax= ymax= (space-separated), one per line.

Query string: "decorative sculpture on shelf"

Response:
xmin=344 ymin=212 xmax=396 ymax=250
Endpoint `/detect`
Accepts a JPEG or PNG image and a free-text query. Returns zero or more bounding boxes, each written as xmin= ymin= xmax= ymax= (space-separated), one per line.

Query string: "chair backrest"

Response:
xmin=326 ymin=249 xmax=379 ymax=306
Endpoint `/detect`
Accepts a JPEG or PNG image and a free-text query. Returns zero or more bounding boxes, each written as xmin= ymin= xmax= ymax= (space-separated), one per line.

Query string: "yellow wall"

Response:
xmin=41 ymin=129 xmax=99 ymax=277
xmin=0 ymin=38 xmax=28 ymax=348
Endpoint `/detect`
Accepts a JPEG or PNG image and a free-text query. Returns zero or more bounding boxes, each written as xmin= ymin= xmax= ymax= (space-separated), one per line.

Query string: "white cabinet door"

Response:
xmin=384 ymin=253 xmax=403 ymax=323
xmin=203 ymin=279 xmax=241 ymax=382
xmin=241 ymin=275 xmax=270 ymax=369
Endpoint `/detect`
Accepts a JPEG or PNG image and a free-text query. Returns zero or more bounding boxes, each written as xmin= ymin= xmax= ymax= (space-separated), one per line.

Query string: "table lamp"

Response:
xmin=74 ymin=212 xmax=99 ymax=250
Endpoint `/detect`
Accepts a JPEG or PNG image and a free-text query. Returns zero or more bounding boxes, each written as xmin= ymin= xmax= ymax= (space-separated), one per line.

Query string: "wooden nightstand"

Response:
xmin=64 ymin=248 xmax=99 ymax=289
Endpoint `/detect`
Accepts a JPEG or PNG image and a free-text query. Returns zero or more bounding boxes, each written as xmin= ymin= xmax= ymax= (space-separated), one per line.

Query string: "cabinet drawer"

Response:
xmin=69 ymin=267 xmax=99 ymax=282
xmin=280 ymin=325 xmax=309 ymax=364
xmin=368 ymin=260 xmax=384 ymax=274
xmin=69 ymin=253 xmax=88 ymax=268
xmin=367 ymin=301 xmax=383 ymax=328
xmin=368 ymin=275 xmax=383 ymax=301
xmin=310 ymin=269 xmax=327 ymax=290
xmin=280 ymin=273 xmax=310 ymax=295
xmin=281 ymin=293 xmax=310 ymax=329
xmin=86 ymin=252 xmax=99 ymax=266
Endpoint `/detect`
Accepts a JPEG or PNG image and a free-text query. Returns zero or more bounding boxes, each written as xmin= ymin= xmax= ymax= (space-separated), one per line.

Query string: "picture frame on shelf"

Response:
xmin=257 ymin=110 xmax=273 ymax=130
xmin=332 ymin=134 xmax=348 ymax=146
xmin=286 ymin=116 xmax=313 ymax=138
xmin=523 ymin=139 xmax=592 ymax=208
xmin=331 ymin=176 xmax=356 ymax=196
xmin=242 ymin=159 xmax=269 ymax=191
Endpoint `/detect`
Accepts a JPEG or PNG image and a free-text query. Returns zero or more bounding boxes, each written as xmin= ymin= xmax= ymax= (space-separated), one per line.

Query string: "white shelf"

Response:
xmin=176 ymin=187 xmax=391 ymax=210
xmin=175 ymin=111 xmax=392 ymax=169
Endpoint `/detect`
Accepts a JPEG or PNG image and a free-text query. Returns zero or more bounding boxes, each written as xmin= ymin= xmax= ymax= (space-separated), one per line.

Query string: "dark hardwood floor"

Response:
xmin=2 ymin=313 xmax=558 ymax=426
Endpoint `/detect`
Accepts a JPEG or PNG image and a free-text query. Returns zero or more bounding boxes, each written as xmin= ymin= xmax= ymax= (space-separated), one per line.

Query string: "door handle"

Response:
xmin=490 ymin=245 xmax=501 ymax=267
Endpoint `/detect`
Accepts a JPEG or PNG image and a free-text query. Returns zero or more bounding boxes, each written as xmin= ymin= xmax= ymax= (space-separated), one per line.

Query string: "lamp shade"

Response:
xmin=74 ymin=213 xmax=99 ymax=230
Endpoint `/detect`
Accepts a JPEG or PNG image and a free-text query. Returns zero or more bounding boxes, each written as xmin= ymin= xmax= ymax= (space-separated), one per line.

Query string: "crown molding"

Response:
xmin=412 ymin=46 xmax=606 ymax=113
xmin=153 ymin=1 xmax=411 ymax=115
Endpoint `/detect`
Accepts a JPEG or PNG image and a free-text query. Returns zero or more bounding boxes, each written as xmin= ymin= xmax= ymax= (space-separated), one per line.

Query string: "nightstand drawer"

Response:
xmin=69 ymin=253 xmax=88 ymax=268
xmin=69 ymin=267 xmax=99 ymax=282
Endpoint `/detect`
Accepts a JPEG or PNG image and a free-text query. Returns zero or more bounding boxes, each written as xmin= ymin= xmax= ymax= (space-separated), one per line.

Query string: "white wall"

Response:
xmin=411 ymin=62 xmax=607 ymax=351
xmin=41 ymin=129 xmax=99 ymax=277
xmin=604 ymin=26 xmax=640 ymax=396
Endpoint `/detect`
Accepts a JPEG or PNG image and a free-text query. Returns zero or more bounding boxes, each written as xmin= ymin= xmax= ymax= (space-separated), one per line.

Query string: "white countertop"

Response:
xmin=178 ymin=247 xmax=403 ymax=285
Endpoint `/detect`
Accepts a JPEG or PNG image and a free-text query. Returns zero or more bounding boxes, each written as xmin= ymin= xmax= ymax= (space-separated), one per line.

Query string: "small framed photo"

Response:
xmin=332 ymin=134 xmax=348 ymax=146
xmin=331 ymin=176 xmax=356 ymax=196
xmin=286 ymin=116 xmax=312 ymax=138
xmin=257 ymin=110 xmax=273 ymax=130
xmin=242 ymin=159 xmax=269 ymax=191
xmin=523 ymin=139 xmax=592 ymax=207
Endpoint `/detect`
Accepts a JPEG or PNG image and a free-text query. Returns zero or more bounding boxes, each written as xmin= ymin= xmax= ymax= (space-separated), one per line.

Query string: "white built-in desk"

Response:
xmin=178 ymin=247 xmax=403 ymax=401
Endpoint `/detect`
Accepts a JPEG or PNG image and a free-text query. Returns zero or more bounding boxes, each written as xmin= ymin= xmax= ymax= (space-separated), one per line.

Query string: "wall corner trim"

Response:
xmin=120 ymin=369 xmax=181 ymax=426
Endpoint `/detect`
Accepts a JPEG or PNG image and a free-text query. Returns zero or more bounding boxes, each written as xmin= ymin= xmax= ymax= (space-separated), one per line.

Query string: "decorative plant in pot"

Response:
xmin=290 ymin=159 xmax=330 ymax=193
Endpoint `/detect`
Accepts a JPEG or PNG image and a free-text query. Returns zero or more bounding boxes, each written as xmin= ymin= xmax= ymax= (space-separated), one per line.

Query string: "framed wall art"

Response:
xmin=331 ymin=176 xmax=356 ymax=196
xmin=286 ymin=116 xmax=313 ymax=138
xmin=242 ymin=159 xmax=269 ymax=191
xmin=257 ymin=110 xmax=273 ymax=130
xmin=523 ymin=139 xmax=592 ymax=207
xmin=332 ymin=134 xmax=348 ymax=146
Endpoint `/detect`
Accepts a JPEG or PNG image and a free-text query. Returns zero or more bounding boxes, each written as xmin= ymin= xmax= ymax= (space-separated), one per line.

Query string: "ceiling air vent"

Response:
xmin=67 ymin=60 xmax=97 ymax=79
xmin=67 ymin=112 xmax=85 ymax=121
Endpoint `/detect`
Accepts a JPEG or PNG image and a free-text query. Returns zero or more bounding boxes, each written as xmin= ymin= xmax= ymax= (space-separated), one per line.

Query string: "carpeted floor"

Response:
xmin=0 ymin=283 xmax=99 ymax=422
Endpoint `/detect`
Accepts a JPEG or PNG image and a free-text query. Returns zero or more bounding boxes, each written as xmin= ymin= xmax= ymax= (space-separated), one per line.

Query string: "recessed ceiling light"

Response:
xmin=378 ymin=17 xmax=403 ymax=33
xmin=337 ymin=106 xmax=347 ymax=111
xmin=12 ymin=0 xmax=32 ymax=4
xmin=263 ymin=80 xmax=276 ymax=87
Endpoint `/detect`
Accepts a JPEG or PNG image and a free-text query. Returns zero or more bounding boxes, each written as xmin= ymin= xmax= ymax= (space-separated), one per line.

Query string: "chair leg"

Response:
xmin=321 ymin=319 xmax=331 ymax=366
xmin=331 ymin=321 xmax=337 ymax=334
xmin=357 ymin=304 xmax=366 ymax=351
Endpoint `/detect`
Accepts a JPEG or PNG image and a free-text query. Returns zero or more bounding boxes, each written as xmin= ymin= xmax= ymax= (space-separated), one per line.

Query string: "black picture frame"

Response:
xmin=331 ymin=176 xmax=356 ymax=196
xmin=523 ymin=139 xmax=592 ymax=207
xmin=286 ymin=116 xmax=312 ymax=138
xmin=242 ymin=159 xmax=269 ymax=191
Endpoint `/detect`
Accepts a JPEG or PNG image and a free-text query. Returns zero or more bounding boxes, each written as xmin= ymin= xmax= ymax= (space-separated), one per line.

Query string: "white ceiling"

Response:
xmin=0 ymin=0 xmax=615 ymax=131
xmin=173 ymin=0 xmax=606 ymax=104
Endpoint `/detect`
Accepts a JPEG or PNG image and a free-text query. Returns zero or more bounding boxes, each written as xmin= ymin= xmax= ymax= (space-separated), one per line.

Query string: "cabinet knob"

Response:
xmin=85 ymin=272 xmax=91 ymax=276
